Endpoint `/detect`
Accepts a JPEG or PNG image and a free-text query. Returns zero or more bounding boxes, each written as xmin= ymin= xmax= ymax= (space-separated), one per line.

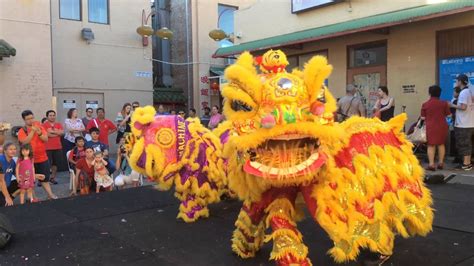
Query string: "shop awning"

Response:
xmin=213 ymin=1 xmax=474 ymax=58
xmin=0 ymin=39 xmax=16 ymax=59
xmin=153 ymin=87 xmax=187 ymax=104
xmin=210 ymin=66 xmax=225 ymax=76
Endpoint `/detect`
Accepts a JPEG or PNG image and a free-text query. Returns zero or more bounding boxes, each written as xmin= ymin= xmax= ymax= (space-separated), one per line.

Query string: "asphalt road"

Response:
xmin=0 ymin=180 xmax=473 ymax=266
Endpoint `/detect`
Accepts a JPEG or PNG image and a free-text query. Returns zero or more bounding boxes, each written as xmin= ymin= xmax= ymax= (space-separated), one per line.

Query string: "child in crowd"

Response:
xmin=68 ymin=136 xmax=87 ymax=168
xmin=92 ymin=151 xmax=113 ymax=193
xmin=68 ymin=136 xmax=87 ymax=195
xmin=115 ymin=136 xmax=140 ymax=188
xmin=15 ymin=144 xmax=44 ymax=204
xmin=86 ymin=127 xmax=116 ymax=174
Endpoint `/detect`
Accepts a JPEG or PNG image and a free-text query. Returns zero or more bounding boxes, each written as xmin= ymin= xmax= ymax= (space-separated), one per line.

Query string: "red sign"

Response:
xmin=200 ymin=76 xmax=209 ymax=84
xmin=200 ymin=89 xmax=209 ymax=96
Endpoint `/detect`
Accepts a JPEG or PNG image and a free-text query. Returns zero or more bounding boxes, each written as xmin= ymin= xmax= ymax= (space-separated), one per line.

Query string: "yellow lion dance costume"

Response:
xmin=128 ymin=50 xmax=433 ymax=265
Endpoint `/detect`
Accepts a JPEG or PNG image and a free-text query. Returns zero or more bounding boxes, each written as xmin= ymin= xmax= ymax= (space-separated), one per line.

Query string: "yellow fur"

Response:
xmin=219 ymin=51 xmax=432 ymax=263
xmin=128 ymin=50 xmax=433 ymax=264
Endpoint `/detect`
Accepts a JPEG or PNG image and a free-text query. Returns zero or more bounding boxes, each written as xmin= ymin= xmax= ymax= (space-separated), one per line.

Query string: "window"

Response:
xmin=218 ymin=4 xmax=237 ymax=48
xmin=60 ymin=0 xmax=81 ymax=21
xmin=286 ymin=56 xmax=298 ymax=71
xmin=89 ymin=0 xmax=109 ymax=24
xmin=349 ymin=43 xmax=387 ymax=68
xmin=298 ymin=50 xmax=328 ymax=68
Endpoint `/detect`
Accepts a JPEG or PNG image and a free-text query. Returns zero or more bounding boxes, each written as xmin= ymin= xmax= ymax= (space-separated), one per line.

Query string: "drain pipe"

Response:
xmin=185 ymin=0 xmax=192 ymax=109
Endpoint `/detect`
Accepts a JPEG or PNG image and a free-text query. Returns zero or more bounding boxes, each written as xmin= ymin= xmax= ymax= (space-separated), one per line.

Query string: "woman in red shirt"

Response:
xmin=421 ymin=85 xmax=451 ymax=171
xmin=75 ymin=147 xmax=95 ymax=195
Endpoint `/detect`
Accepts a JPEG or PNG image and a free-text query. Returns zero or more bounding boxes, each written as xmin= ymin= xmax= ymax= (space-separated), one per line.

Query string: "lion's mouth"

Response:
xmin=243 ymin=134 xmax=326 ymax=179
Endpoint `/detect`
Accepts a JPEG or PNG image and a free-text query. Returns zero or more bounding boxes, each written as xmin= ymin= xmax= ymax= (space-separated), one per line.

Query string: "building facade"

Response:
xmin=214 ymin=0 xmax=474 ymax=128
xmin=189 ymin=0 xmax=254 ymax=114
xmin=0 ymin=0 xmax=53 ymax=137
xmin=1 ymin=0 xmax=154 ymax=146
xmin=51 ymin=0 xmax=153 ymax=125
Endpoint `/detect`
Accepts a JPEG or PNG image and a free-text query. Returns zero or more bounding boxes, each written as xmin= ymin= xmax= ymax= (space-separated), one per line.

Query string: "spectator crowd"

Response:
xmin=0 ymin=101 xmax=227 ymax=207
xmin=337 ymin=74 xmax=472 ymax=171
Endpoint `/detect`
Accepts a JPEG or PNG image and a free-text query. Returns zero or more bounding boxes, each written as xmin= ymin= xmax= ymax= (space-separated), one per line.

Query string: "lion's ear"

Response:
xmin=303 ymin=55 xmax=332 ymax=103
xmin=131 ymin=106 xmax=156 ymax=136
xmin=224 ymin=51 xmax=262 ymax=103
xmin=291 ymin=68 xmax=304 ymax=78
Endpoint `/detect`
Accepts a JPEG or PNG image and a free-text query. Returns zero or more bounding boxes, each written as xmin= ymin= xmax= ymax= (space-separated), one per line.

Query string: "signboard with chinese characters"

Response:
xmin=291 ymin=0 xmax=342 ymax=13
xmin=200 ymin=74 xmax=210 ymax=110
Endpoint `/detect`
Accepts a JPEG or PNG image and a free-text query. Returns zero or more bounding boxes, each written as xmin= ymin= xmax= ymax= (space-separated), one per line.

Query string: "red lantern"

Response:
xmin=211 ymin=82 xmax=220 ymax=92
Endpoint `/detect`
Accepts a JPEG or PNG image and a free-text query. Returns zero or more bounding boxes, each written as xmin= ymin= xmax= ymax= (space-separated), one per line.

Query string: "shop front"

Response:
xmin=213 ymin=2 xmax=474 ymax=128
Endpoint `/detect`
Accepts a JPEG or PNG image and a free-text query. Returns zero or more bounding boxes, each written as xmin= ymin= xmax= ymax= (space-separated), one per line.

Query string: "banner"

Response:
xmin=439 ymin=56 xmax=474 ymax=100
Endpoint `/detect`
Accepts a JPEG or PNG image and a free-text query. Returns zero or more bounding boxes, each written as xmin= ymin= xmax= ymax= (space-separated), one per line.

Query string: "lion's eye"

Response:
xmin=231 ymin=100 xmax=253 ymax=112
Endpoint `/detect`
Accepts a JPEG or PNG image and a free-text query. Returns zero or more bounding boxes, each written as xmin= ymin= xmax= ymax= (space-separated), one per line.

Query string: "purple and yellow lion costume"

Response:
xmin=128 ymin=50 xmax=433 ymax=265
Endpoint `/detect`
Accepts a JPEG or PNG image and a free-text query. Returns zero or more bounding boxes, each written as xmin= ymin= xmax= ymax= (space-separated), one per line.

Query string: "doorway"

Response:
xmin=347 ymin=41 xmax=387 ymax=117
xmin=55 ymin=92 xmax=104 ymax=124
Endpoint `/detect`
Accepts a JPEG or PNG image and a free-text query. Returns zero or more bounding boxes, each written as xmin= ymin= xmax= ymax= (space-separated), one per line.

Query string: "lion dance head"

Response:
xmin=220 ymin=50 xmax=344 ymax=200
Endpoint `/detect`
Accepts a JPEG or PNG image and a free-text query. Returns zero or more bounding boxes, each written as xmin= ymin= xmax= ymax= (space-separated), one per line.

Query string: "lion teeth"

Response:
xmin=260 ymin=165 xmax=270 ymax=173
xmin=279 ymin=168 xmax=289 ymax=176
xmin=269 ymin=168 xmax=279 ymax=175
xmin=295 ymin=164 xmax=306 ymax=171
xmin=250 ymin=161 xmax=262 ymax=169
xmin=288 ymin=167 xmax=298 ymax=174
xmin=309 ymin=153 xmax=319 ymax=161
xmin=250 ymin=151 xmax=320 ymax=176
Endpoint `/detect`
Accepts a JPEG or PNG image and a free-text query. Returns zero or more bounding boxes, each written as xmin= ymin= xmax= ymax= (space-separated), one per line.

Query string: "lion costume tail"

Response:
xmin=313 ymin=114 xmax=433 ymax=262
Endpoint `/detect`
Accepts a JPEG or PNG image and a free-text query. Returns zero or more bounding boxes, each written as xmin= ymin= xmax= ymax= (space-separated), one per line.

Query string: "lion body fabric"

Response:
xmin=128 ymin=50 xmax=433 ymax=265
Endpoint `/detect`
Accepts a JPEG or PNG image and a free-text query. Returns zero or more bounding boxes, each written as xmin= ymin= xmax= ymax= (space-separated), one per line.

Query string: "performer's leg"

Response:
xmin=266 ymin=195 xmax=311 ymax=266
xmin=231 ymin=200 xmax=267 ymax=258
xmin=177 ymin=193 xmax=209 ymax=222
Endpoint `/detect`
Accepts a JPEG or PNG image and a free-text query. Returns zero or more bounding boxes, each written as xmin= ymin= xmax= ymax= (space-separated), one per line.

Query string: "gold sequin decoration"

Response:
xmin=406 ymin=203 xmax=427 ymax=223
xmin=156 ymin=128 xmax=176 ymax=148
xmin=334 ymin=221 xmax=381 ymax=255
xmin=272 ymin=234 xmax=307 ymax=257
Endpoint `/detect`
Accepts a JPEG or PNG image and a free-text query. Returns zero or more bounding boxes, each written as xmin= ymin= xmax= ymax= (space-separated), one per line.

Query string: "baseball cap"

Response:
xmin=456 ymin=74 xmax=469 ymax=84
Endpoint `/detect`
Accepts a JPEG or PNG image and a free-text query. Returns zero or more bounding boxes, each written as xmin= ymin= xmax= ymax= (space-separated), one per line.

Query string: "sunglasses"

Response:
xmin=133 ymin=105 xmax=139 ymax=108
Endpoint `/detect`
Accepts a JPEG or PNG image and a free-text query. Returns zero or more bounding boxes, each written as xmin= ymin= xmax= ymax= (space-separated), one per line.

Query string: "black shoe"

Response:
xmin=50 ymin=179 xmax=58 ymax=185
xmin=37 ymin=182 xmax=42 ymax=187
xmin=461 ymin=164 xmax=472 ymax=171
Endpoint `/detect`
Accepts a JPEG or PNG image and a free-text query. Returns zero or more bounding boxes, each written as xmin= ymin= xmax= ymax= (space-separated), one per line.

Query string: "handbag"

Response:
xmin=408 ymin=120 xmax=427 ymax=144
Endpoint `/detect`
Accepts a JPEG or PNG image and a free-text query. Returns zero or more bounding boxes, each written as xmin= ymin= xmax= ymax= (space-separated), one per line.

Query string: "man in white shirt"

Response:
xmin=337 ymin=84 xmax=366 ymax=122
xmin=450 ymin=74 xmax=474 ymax=170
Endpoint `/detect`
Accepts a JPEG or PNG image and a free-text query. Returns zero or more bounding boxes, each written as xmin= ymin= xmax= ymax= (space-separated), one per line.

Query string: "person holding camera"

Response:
xmin=115 ymin=103 xmax=133 ymax=144
xmin=114 ymin=136 xmax=140 ymax=188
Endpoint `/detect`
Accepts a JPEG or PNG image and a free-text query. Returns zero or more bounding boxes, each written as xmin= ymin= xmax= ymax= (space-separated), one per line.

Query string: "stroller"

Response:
xmin=407 ymin=118 xmax=426 ymax=154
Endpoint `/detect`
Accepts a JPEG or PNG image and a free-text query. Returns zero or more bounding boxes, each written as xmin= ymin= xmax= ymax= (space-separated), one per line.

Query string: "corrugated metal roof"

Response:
xmin=209 ymin=66 xmax=226 ymax=76
xmin=154 ymin=88 xmax=187 ymax=104
xmin=213 ymin=1 xmax=474 ymax=57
